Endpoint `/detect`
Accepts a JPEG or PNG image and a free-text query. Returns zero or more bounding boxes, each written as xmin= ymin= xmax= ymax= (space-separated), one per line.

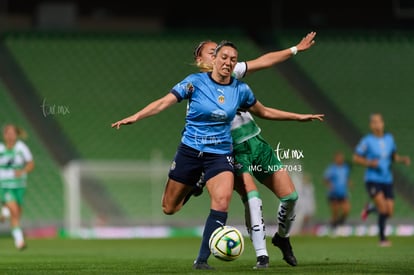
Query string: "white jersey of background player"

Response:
xmin=0 ymin=124 xmax=34 ymax=250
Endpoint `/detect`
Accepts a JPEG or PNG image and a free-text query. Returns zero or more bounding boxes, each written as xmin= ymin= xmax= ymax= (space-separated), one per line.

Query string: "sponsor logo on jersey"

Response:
xmin=211 ymin=110 xmax=227 ymax=121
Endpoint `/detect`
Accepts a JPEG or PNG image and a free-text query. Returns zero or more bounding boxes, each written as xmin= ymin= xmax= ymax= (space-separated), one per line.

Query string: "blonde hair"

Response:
xmin=195 ymin=61 xmax=213 ymax=72
xmin=193 ymin=40 xmax=237 ymax=73
xmin=3 ymin=124 xmax=28 ymax=140
xmin=193 ymin=40 xmax=214 ymax=72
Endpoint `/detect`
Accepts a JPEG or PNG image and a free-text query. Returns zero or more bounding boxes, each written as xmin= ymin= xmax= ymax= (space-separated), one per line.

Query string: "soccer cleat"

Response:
xmin=360 ymin=204 xmax=369 ymax=221
xmin=16 ymin=242 xmax=27 ymax=251
xmin=272 ymin=233 xmax=297 ymax=266
xmin=183 ymin=174 xmax=206 ymax=205
xmin=194 ymin=172 xmax=206 ymax=197
xmin=193 ymin=261 xmax=214 ymax=270
xmin=254 ymin=255 xmax=269 ymax=269
xmin=182 ymin=186 xmax=202 ymax=205
xmin=192 ymin=182 xmax=204 ymax=197
xmin=182 ymin=190 xmax=193 ymax=205
xmin=379 ymin=240 xmax=392 ymax=247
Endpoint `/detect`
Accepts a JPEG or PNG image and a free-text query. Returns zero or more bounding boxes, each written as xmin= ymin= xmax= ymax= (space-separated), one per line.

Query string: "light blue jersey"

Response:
xmin=171 ymin=72 xmax=257 ymax=154
xmin=355 ymin=133 xmax=396 ymax=184
xmin=324 ymin=163 xmax=351 ymax=198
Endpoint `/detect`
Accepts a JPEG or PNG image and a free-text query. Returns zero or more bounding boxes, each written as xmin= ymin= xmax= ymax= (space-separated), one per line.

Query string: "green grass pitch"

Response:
xmin=0 ymin=236 xmax=413 ymax=274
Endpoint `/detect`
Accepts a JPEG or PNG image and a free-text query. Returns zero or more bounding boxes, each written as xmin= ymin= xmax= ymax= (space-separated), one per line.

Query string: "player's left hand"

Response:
xmin=111 ymin=118 xmax=133 ymax=129
xmin=296 ymin=31 xmax=316 ymax=52
xmin=298 ymin=114 xmax=324 ymax=122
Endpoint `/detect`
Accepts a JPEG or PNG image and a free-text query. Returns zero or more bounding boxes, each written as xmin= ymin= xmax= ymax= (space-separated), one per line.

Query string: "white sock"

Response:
xmin=277 ymin=199 xmax=296 ymax=238
xmin=244 ymin=201 xmax=251 ymax=237
xmin=2 ymin=206 xmax=10 ymax=218
xmin=246 ymin=191 xmax=267 ymax=257
xmin=12 ymin=227 xmax=24 ymax=247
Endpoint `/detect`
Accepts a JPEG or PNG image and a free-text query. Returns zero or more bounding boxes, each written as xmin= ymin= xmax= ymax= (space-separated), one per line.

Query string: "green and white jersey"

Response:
xmin=230 ymin=61 xmax=261 ymax=145
xmin=233 ymin=61 xmax=247 ymax=80
xmin=231 ymin=110 xmax=261 ymax=144
xmin=0 ymin=140 xmax=33 ymax=188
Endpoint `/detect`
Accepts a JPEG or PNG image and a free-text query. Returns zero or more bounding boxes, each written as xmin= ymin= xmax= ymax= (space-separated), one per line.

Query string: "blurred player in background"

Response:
xmin=0 ymin=124 xmax=34 ymax=250
xmin=112 ymin=40 xmax=323 ymax=270
xmin=289 ymin=164 xmax=316 ymax=235
xmin=323 ymin=151 xmax=352 ymax=230
xmin=190 ymin=32 xmax=317 ymax=268
xmin=353 ymin=113 xmax=410 ymax=247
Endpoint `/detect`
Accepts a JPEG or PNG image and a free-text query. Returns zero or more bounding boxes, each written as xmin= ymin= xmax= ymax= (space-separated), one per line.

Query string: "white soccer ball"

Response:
xmin=209 ymin=225 xmax=244 ymax=261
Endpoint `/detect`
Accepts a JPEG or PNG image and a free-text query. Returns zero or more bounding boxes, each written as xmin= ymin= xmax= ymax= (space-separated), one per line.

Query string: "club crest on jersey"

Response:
xmin=186 ymin=83 xmax=194 ymax=93
xmin=218 ymin=95 xmax=225 ymax=104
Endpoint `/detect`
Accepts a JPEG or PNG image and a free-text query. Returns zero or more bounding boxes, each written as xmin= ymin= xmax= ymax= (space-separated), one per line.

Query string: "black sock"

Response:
xmin=196 ymin=209 xmax=227 ymax=263
xmin=378 ymin=214 xmax=388 ymax=241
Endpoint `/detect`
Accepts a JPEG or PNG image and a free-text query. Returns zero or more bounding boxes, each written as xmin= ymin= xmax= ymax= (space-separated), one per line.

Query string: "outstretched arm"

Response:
xmin=111 ymin=93 xmax=178 ymax=129
xmin=394 ymin=153 xmax=411 ymax=166
xmin=248 ymin=100 xmax=324 ymax=122
xmin=245 ymin=31 xmax=316 ymax=75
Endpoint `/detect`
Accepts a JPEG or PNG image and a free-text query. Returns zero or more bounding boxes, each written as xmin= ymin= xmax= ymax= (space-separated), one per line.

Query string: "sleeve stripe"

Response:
xmin=242 ymin=98 xmax=257 ymax=109
xmin=170 ymin=89 xmax=183 ymax=102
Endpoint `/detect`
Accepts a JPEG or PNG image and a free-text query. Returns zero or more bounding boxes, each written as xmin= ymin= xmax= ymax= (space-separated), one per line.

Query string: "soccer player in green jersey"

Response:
xmin=0 ymin=124 xmax=34 ymax=250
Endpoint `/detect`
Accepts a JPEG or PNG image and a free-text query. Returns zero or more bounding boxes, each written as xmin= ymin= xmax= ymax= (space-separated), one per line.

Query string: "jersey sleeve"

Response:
xmin=323 ymin=166 xmax=332 ymax=180
xmin=19 ymin=141 xmax=33 ymax=162
xmin=233 ymin=62 xmax=247 ymax=79
xmin=390 ymin=133 xmax=397 ymax=154
xmin=354 ymin=136 xmax=368 ymax=157
xmin=170 ymin=74 xmax=196 ymax=102
xmin=239 ymin=83 xmax=257 ymax=109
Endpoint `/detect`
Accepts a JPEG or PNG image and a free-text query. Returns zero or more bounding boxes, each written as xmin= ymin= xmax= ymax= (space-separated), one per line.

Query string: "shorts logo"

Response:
xmin=234 ymin=162 xmax=243 ymax=170
xmin=170 ymin=161 xmax=176 ymax=171
xmin=227 ymin=156 xmax=234 ymax=167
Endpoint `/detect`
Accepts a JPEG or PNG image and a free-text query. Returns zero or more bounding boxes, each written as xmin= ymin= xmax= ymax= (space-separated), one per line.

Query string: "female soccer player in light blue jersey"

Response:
xmin=323 ymin=151 xmax=352 ymax=229
xmin=112 ymin=40 xmax=324 ymax=270
xmin=190 ymin=32 xmax=316 ymax=269
xmin=353 ymin=113 xmax=410 ymax=247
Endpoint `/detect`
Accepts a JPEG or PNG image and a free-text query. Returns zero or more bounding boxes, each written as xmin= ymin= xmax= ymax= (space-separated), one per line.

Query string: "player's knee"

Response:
xmin=162 ymin=206 xmax=175 ymax=215
xmin=281 ymin=190 xmax=298 ymax=202
xmin=162 ymin=203 xmax=179 ymax=215
xmin=211 ymin=197 xmax=231 ymax=212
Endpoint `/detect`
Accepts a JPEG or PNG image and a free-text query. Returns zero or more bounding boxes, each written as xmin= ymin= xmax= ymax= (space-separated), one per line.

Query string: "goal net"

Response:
xmin=62 ymin=158 xmax=198 ymax=238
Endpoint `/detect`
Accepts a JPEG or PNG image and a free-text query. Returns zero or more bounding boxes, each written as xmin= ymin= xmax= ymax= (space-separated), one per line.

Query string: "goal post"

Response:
xmin=62 ymin=157 xmax=174 ymax=238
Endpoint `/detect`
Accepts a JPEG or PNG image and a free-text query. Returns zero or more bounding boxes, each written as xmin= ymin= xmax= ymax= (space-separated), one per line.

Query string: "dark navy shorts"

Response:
xmin=328 ymin=194 xmax=348 ymax=202
xmin=168 ymin=143 xmax=234 ymax=186
xmin=366 ymin=182 xmax=394 ymax=199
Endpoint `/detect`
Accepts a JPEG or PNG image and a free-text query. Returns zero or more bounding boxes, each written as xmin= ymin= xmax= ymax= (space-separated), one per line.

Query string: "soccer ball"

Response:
xmin=209 ymin=225 xmax=244 ymax=261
